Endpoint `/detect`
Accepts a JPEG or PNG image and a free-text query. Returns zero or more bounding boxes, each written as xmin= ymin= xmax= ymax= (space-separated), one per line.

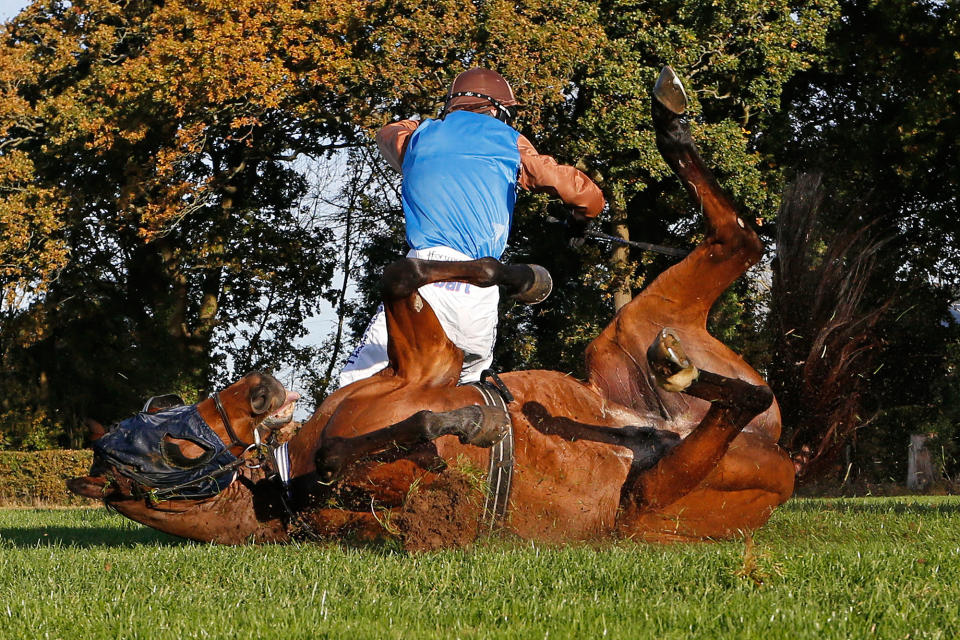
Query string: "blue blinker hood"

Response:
xmin=93 ymin=404 xmax=239 ymax=500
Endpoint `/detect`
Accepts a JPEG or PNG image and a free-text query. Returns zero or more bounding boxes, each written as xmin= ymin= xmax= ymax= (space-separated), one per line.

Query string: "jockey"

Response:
xmin=339 ymin=68 xmax=605 ymax=388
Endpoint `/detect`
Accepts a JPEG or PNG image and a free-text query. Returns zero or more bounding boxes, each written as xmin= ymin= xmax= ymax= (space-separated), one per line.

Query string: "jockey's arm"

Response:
xmin=516 ymin=135 xmax=605 ymax=219
xmin=376 ymin=120 xmax=419 ymax=173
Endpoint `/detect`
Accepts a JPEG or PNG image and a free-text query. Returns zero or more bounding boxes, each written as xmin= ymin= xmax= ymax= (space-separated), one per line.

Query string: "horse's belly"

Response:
xmin=451 ymin=424 xmax=632 ymax=542
xmin=512 ymin=440 xmax=631 ymax=541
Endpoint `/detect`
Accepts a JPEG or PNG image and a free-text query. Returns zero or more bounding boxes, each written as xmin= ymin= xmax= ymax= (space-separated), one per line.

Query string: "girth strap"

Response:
xmin=469 ymin=371 xmax=516 ymax=531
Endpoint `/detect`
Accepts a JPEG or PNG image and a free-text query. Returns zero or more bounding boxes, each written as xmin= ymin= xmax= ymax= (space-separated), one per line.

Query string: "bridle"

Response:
xmin=212 ymin=391 xmax=261 ymax=452
xmin=213 ymin=392 xmax=319 ymax=540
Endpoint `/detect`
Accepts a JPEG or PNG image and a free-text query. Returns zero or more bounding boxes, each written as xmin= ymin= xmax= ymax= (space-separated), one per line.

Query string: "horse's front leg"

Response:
xmin=315 ymin=405 xmax=509 ymax=483
xmin=382 ymin=257 xmax=552 ymax=304
xmin=628 ymin=329 xmax=775 ymax=510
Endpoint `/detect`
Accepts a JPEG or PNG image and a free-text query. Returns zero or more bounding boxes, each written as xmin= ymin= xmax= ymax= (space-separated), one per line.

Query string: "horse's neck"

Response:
xmin=109 ymin=469 xmax=289 ymax=544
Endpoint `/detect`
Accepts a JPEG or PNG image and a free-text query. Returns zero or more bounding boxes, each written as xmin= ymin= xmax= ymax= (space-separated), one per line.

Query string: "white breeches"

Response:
xmin=337 ymin=246 xmax=499 ymax=388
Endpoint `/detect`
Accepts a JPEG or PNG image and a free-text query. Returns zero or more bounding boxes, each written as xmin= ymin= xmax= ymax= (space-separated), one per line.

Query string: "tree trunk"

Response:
xmin=609 ymin=199 xmax=632 ymax=312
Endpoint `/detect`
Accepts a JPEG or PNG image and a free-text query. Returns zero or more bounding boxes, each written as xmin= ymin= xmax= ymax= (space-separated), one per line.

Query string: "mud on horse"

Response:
xmin=68 ymin=68 xmax=794 ymax=545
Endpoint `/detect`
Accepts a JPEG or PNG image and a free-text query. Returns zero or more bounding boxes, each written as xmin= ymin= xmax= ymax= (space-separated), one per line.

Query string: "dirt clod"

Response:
xmin=396 ymin=471 xmax=483 ymax=552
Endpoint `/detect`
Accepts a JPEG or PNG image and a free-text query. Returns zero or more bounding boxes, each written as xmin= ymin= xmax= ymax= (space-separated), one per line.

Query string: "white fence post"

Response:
xmin=907 ymin=433 xmax=936 ymax=492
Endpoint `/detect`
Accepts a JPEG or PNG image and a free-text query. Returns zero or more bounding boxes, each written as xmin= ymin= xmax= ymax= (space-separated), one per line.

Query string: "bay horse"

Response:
xmin=68 ymin=68 xmax=794 ymax=546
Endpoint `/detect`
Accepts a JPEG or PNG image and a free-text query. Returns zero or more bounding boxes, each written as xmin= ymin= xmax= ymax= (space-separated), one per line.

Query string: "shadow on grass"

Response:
xmin=785 ymin=496 xmax=960 ymax=516
xmin=0 ymin=525 xmax=186 ymax=548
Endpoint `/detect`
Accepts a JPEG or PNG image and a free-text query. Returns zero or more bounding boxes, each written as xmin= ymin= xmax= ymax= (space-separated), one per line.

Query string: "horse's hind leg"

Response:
xmin=628 ymin=329 xmax=775 ymax=510
xmin=586 ymin=67 xmax=768 ymax=415
xmin=646 ymin=329 xmax=772 ymax=418
xmin=649 ymin=67 xmax=764 ymax=278
xmin=315 ymin=404 xmax=509 ymax=482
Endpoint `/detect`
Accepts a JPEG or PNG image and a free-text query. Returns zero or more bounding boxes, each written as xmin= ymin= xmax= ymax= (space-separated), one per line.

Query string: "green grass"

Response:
xmin=1 ymin=498 xmax=959 ymax=639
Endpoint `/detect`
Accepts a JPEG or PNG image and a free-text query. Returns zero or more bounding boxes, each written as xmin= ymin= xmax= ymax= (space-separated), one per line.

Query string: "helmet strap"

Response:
xmin=442 ymin=91 xmax=516 ymax=124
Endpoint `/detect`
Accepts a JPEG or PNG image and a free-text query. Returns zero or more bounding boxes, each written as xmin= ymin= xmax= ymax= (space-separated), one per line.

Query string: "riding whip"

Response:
xmin=547 ymin=214 xmax=690 ymax=258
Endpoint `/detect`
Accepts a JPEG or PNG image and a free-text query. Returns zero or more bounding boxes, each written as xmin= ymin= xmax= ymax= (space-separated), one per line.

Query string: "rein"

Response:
xmin=140 ymin=455 xmax=250 ymax=503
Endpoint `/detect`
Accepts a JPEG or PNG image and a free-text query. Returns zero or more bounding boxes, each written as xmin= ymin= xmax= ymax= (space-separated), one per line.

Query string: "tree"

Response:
xmin=0 ymin=0 xmax=380 ymax=443
xmin=0 ymin=0 xmax=838 ymax=447
xmin=764 ymin=0 xmax=960 ymax=482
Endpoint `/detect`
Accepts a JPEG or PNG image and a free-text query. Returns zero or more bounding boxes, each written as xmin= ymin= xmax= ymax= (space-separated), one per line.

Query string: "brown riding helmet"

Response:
xmin=443 ymin=68 xmax=518 ymax=122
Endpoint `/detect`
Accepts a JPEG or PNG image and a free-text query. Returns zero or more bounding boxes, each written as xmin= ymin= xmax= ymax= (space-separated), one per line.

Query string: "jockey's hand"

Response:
xmin=566 ymin=210 xmax=593 ymax=249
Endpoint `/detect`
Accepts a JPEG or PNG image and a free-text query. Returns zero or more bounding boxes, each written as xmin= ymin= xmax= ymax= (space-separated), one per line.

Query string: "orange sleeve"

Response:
xmin=516 ymin=135 xmax=605 ymax=217
xmin=376 ymin=120 xmax=420 ymax=173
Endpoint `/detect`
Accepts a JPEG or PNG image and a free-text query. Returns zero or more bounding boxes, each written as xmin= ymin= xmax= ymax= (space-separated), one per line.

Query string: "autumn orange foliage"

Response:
xmin=0 ymin=0 xmax=835 ymax=444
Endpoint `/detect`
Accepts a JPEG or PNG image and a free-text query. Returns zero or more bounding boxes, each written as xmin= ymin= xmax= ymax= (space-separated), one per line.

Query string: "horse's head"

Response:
xmin=201 ymin=370 xmax=300 ymax=452
xmin=67 ymin=371 xmax=299 ymax=503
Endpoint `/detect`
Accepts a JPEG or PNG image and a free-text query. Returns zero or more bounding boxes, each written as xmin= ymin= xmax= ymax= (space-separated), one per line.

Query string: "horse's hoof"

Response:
xmin=453 ymin=405 xmax=509 ymax=447
xmin=647 ymin=328 xmax=699 ymax=392
xmin=653 ymin=66 xmax=688 ymax=115
xmin=314 ymin=441 xmax=346 ymax=484
xmin=512 ymin=264 xmax=553 ymax=305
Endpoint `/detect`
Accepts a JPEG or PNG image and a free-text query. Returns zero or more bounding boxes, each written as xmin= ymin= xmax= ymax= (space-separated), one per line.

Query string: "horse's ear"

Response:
xmin=248 ymin=384 xmax=272 ymax=415
xmin=84 ymin=418 xmax=106 ymax=441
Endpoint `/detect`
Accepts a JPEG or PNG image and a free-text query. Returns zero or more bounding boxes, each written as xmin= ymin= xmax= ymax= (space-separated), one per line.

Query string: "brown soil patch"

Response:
xmin=396 ymin=470 xmax=483 ymax=552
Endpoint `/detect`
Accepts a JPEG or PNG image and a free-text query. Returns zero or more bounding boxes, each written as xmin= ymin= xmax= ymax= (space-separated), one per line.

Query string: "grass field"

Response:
xmin=1 ymin=498 xmax=959 ymax=639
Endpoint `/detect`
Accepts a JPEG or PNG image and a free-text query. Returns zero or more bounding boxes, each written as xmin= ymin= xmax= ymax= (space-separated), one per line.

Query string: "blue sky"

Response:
xmin=0 ymin=0 xmax=25 ymax=21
